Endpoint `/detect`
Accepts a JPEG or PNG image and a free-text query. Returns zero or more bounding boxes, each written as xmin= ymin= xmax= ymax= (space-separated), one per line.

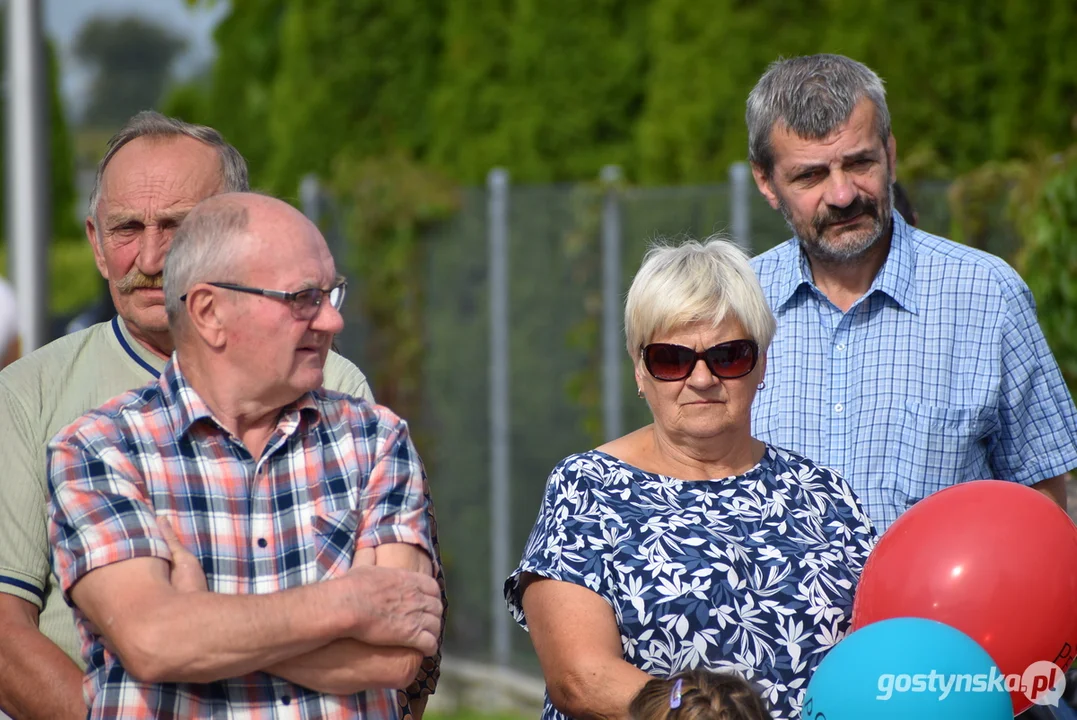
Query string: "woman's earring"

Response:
xmin=637 ymin=387 xmax=644 ymax=399
xmin=757 ymin=381 xmax=766 ymax=390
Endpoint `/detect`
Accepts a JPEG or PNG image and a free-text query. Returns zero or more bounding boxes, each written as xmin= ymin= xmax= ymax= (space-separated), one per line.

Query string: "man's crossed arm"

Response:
xmin=68 ymin=519 xmax=441 ymax=693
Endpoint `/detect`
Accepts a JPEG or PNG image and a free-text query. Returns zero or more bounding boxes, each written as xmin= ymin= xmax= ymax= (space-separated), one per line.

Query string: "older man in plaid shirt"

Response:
xmin=47 ymin=192 xmax=443 ymax=719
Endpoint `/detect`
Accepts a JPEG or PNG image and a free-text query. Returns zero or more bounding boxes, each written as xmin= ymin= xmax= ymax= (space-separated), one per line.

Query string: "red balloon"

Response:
xmin=851 ymin=480 xmax=1077 ymax=715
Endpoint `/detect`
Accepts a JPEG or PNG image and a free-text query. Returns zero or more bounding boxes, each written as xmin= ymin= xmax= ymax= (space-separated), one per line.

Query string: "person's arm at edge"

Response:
xmin=522 ymin=574 xmax=651 ymax=720
xmin=0 ymin=595 xmax=84 ymax=720
xmin=995 ymin=275 xmax=1075 ymax=515
xmin=265 ymin=543 xmax=434 ymax=695
xmin=0 ymin=373 xmax=83 ymax=720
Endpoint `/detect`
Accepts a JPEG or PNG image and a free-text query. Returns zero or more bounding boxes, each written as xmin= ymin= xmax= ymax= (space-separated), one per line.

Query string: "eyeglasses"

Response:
xmin=182 ymin=277 xmax=347 ymax=320
xmin=641 ymin=339 xmax=759 ymax=381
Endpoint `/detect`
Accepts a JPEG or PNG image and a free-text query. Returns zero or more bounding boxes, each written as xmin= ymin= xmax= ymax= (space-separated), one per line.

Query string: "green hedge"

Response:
xmin=170 ymin=0 xmax=1077 ymax=188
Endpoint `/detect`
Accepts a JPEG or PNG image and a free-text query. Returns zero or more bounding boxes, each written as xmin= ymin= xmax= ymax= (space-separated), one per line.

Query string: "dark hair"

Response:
xmin=629 ymin=669 xmax=773 ymax=720
xmin=892 ymin=181 xmax=918 ymax=227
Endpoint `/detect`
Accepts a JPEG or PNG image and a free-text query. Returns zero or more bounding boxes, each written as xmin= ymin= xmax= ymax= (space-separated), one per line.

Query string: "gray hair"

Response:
xmin=163 ymin=198 xmax=250 ymax=329
xmin=625 ymin=236 xmax=776 ymax=358
xmin=88 ymin=110 xmax=250 ymax=220
xmin=747 ymin=54 xmax=891 ymax=178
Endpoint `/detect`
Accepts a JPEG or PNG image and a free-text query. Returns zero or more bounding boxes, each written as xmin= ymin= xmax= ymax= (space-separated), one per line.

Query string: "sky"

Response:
xmin=43 ymin=0 xmax=229 ymax=121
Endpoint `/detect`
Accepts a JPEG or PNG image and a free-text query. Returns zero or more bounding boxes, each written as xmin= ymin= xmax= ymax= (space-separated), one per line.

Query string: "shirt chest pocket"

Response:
xmin=311 ymin=509 xmax=360 ymax=580
xmin=894 ymin=401 xmax=994 ymax=508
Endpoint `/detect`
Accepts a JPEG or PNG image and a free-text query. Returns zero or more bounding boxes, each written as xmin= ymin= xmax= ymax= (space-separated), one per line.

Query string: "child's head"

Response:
xmin=628 ymin=668 xmax=773 ymax=720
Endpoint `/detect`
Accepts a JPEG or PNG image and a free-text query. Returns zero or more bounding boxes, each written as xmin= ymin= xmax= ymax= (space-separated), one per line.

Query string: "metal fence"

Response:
xmin=307 ymin=168 xmax=1020 ymax=676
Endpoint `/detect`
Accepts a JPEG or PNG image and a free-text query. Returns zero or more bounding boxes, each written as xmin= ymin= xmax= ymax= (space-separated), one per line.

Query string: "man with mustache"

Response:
xmin=0 ymin=112 xmax=386 ymax=719
xmin=47 ymin=192 xmax=442 ymax=719
xmin=745 ymin=54 xmax=1077 ymax=535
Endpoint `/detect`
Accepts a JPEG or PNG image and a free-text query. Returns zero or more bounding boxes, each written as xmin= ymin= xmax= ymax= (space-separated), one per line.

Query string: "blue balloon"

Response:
xmin=802 ymin=617 xmax=1014 ymax=720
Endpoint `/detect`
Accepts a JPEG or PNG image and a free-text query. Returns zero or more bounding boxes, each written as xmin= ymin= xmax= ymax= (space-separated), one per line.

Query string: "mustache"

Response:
xmin=814 ymin=195 xmax=879 ymax=233
xmin=115 ymin=270 xmax=163 ymax=294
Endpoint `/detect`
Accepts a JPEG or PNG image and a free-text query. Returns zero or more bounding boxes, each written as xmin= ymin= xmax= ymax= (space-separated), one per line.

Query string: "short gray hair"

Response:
xmin=88 ymin=110 xmax=249 ymax=220
xmin=747 ymin=54 xmax=891 ymax=178
xmin=625 ymin=236 xmax=776 ymax=358
xmin=163 ymin=198 xmax=250 ymax=329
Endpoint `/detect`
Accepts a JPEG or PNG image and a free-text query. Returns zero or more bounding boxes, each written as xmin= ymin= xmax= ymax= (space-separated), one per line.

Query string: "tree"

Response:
xmin=487 ymin=0 xmax=649 ymax=182
xmin=425 ymin=0 xmax=514 ymax=184
xmin=74 ymin=15 xmax=187 ymax=129
xmin=264 ymin=0 xmax=447 ymax=196
xmin=160 ymin=1 xmax=287 ymax=191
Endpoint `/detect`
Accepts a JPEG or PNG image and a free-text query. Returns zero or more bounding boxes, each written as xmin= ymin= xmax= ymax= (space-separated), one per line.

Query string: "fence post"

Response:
xmin=6 ymin=0 xmax=49 ymax=352
xmin=299 ymin=174 xmax=322 ymax=222
xmin=600 ymin=165 xmax=624 ymax=442
xmin=487 ymin=168 xmax=512 ymax=666
xmin=729 ymin=162 xmax=752 ymax=252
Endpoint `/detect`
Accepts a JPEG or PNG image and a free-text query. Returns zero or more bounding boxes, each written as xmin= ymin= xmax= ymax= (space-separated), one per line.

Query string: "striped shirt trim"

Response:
xmin=110 ymin=316 xmax=160 ymax=379
xmin=0 ymin=573 xmax=45 ymax=600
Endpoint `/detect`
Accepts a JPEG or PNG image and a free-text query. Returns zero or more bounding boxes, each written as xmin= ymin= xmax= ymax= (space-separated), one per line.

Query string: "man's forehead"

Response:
xmin=770 ymin=99 xmax=883 ymax=164
xmin=98 ymin=137 xmax=223 ymax=210
xmin=771 ymin=122 xmax=882 ymax=170
xmin=243 ymin=220 xmax=336 ymax=282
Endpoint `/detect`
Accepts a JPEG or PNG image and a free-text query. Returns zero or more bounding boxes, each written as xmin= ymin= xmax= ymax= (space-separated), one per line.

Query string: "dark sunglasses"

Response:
xmin=641 ymin=339 xmax=759 ymax=381
xmin=182 ymin=277 xmax=347 ymax=321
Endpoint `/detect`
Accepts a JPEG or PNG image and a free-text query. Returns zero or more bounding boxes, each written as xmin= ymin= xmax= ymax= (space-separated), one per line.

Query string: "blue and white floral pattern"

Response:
xmin=505 ymin=444 xmax=876 ymax=720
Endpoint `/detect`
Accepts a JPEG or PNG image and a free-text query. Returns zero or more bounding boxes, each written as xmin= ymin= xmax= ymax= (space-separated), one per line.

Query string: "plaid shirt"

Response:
xmin=751 ymin=213 xmax=1077 ymax=533
xmin=48 ymin=357 xmax=438 ymax=719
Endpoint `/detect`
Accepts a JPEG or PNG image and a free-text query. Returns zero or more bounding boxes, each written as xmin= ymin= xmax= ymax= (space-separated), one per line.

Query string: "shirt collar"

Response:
xmin=158 ymin=355 xmax=323 ymax=440
xmin=772 ymin=211 xmax=919 ymax=314
xmin=871 ymin=211 xmax=919 ymax=313
xmin=113 ymin=316 xmax=169 ymax=377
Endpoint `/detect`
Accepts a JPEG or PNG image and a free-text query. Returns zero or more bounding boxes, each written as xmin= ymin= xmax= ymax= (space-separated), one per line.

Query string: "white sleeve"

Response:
xmin=0 ymin=279 xmax=19 ymax=355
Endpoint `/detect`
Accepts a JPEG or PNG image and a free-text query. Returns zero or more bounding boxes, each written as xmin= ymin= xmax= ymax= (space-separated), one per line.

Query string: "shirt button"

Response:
xmin=257 ymin=538 xmax=268 ymax=548
xmin=281 ymin=695 xmax=291 ymax=705
xmin=836 ymin=343 xmax=846 ymax=351
xmin=835 ymin=402 xmax=844 ymax=414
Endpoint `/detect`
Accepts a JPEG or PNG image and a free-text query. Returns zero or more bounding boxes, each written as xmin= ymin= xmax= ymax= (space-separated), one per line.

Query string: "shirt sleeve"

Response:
xmin=503 ymin=457 xmax=612 ymax=631
xmin=353 ymin=407 xmax=433 ymax=558
xmin=0 ymin=379 xmax=50 ymax=607
xmin=47 ymin=421 xmax=171 ymax=600
xmin=991 ymin=278 xmax=1077 ymax=484
xmin=353 ymin=405 xmax=443 ymax=707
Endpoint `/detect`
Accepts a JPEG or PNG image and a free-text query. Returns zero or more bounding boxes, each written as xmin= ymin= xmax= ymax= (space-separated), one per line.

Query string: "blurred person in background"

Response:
xmin=506 ymin=237 xmax=876 ymax=720
xmin=0 ymin=276 xmax=18 ymax=369
xmin=47 ymin=192 xmax=442 ymax=719
xmin=0 ymin=111 xmax=386 ymax=720
xmin=746 ymin=54 xmax=1077 ymax=535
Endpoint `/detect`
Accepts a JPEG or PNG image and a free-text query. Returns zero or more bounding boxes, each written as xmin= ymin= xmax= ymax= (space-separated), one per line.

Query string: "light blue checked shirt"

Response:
xmin=750 ymin=213 xmax=1077 ymax=533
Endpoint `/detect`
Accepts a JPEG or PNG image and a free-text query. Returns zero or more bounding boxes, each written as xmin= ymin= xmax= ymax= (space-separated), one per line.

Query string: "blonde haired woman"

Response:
xmin=506 ymin=237 xmax=875 ymax=720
